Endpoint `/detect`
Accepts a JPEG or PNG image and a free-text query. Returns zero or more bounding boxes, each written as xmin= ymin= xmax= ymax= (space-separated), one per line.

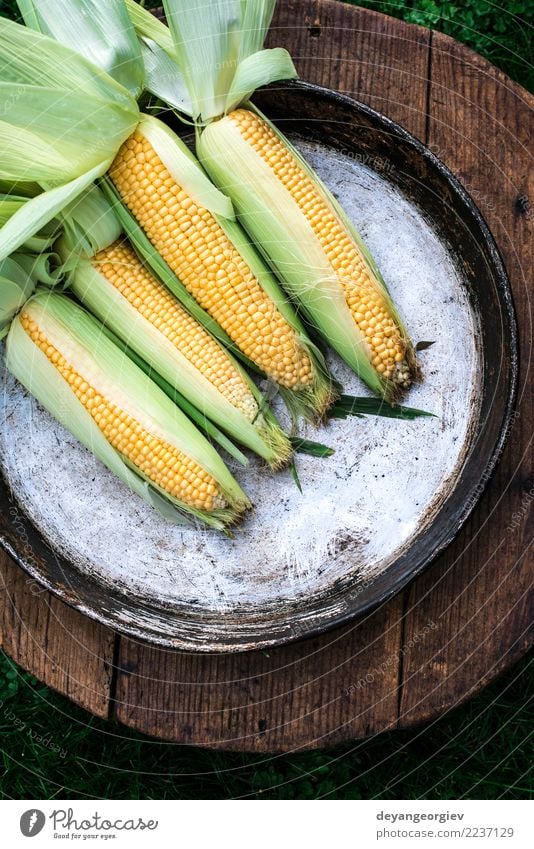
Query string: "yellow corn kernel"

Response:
xmin=20 ymin=312 xmax=224 ymax=511
xmin=227 ymin=108 xmax=410 ymax=385
xmin=92 ymin=241 xmax=258 ymax=421
xmin=108 ymin=132 xmax=313 ymax=391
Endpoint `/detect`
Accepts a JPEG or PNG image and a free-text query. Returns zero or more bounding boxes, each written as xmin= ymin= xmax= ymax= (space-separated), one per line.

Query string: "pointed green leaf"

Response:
xmin=329 ymin=395 xmax=435 ymax=420
xmin=139 ymin=37 xmax=194 ymax=114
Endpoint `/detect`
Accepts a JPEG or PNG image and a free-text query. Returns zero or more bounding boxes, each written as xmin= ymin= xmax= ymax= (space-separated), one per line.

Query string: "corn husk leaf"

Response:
xmin=139 ymin=115 xmax=234 ymax=220
xmin=197 ymin=115 xmax=385 ymax=396
xmin=0 ymin=19 xmax=140 ymax=258
xmin=13 ymin=252 xmax=63 ymax=288
xmin=125 ymin=0 xmax=176 ymax=55
xmin=139 ymin=37 xmax=193 ymax=113
xmin=329 ymin=395 xmax=435 ymax=421
xmin=0 ymin=255 xmax=38 ymax=339
xmin=225 ymin=48 xmax=296 ymax=111
xmin=65 ymin=254 xmax=292 ymax=468
xmin=0 ymin=195 xmax=58 ymax=252
xmin=121 ymin=0 xmax=192 ymax=111
xmin=0 ymin=249 xmax=62 ymax=341
xmin=128 ymin=0 xmax=296 ymax=120
xmin=57 ymin=184 xmax=122 ymax=259
xmin=0 ymin=164 xmax=108 ymax=262
xmin=290 ymin=437 xmax=334 ymax=458
xmin=0 ymin=196 xmax=26 ymax=226
xmin=6 ymin=292 xmax=250 ymax=529
xmin=16 ymin=0 xmax=145 ymax=96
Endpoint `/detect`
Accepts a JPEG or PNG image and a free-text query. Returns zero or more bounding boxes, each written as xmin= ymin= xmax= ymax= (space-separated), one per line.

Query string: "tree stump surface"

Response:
xmin=1 ymin=0 xmax=532 ymax=751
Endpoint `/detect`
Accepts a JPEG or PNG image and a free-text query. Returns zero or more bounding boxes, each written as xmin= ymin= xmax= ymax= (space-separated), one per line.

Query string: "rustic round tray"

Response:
xmin=0 ymin=83 xmax=517 ymax=652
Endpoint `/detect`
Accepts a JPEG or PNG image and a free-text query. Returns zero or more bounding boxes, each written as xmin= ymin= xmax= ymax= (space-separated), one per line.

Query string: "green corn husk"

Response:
xmin=125 ymin=0 xmax=296 ymax=120
xmin=197 ymin=107 xmax=419 ymax=401
xmin=69 ymin=255 xmax=294 ymax=469
xmin=6 ymin=291 xmax=250 ymax=530
xmin=0 ymin=244 xmax=63 ymax=339
xmin=0 ymin=15 xmax=139 ymax=259
xmin=52 ymin=184 xmax=293 ymax=469
xmin=0 ymin=255 xmax=39 ymax=340
xmin=128 ymin=0 xmax=420 ymax=402
xmin=2 ymin=10 xmax=336 ymax=422
xmin=16 ymin=0 xmax=145 ymax=96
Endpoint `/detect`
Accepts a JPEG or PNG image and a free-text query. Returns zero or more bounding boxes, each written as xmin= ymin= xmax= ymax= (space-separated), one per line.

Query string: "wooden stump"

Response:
xmin=1 ymin=0 xmax=532 ymax=751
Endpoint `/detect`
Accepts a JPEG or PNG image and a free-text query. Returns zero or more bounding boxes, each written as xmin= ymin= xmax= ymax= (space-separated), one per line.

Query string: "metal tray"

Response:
xmin=0 ymin=82 xmax=517 ymax=652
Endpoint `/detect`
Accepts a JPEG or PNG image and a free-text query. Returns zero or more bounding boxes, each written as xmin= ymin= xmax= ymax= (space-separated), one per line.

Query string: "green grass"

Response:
xmin=0 ymin=0 xmax=531 ymax=800
xmin=349 ymin=0 xmax=533 ymax=91
xmin=0 ymin=650 xmax=532 ymax=799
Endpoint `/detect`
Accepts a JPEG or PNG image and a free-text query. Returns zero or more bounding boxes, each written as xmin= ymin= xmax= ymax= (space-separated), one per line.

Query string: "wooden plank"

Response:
xmin=0 ymin=550 xmax=116 ymax=718
xmin=114 ymin=596 xmax=404 ymax=751
xmin=398 ymin=32 xmax=533 ymax=727
xmin=267 ymin=0 xmax=430 ymax=137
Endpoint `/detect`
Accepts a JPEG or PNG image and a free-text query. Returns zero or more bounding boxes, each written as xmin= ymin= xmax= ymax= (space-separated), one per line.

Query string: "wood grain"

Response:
xmin=114 ymin=597 xmax=405 ymax=751
xmin=266 ymin=0 xmax=430 ymax=137
xmin=398 ymin=32 xmax=533 ymax=727
xmin=0 ymin=1 xmax=531 ymax=750
xmin=0 ymin=550 xmax=115 ymax=717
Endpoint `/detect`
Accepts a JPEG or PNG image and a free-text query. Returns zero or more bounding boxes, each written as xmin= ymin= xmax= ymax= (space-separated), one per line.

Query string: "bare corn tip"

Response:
xmin=382 ymin=348 xmax=422 ymax=404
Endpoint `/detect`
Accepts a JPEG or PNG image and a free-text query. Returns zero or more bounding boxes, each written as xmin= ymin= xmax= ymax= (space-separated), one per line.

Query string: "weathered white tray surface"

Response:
xmin=0 ymin=139 xmax=480 ymax=640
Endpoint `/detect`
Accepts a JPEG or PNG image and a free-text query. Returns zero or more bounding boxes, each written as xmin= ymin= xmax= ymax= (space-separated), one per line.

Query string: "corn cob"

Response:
xmin=198 ymin=107 xmax=420 ymax=402
xmin=6 ymin=292 xmax=250 ymax=529
xmin=231 ymin=110 xmax=413 ymax=385
xmin=66 ymin=235 xmax=293 ymax=468
xmin=94 ymin=242 xmax=257 ymax=416
xmin=107 ymin=120 xmax=335 ymax=421
xmin=110 ymin=134 xmax=309 ymax=389
xmin=122 ymin=0 xmax=420 ymax=401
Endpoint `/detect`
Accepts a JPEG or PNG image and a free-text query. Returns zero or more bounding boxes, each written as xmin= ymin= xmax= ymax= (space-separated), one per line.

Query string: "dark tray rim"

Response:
xmin=0 ymin=80 xmax=519 ymax=652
